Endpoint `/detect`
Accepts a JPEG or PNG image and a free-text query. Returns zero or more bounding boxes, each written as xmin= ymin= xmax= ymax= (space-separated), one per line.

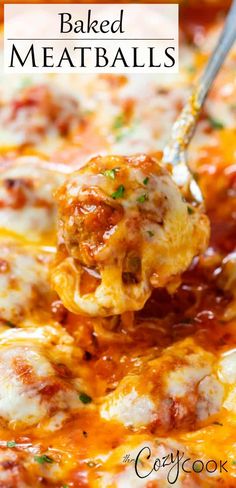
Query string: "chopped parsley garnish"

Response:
xmin=112 ymin=113 xmax=139 ymax=142
xmin=103 ymin=167 xmax=120 ymax=180
xmin=113 ymin=114 xmax=125 ymax=131
xmin=34 ymin=455 xmax=54 ymax=464
xmin=115 ymin=133 xmax=125 ymax=142
xmin=208 ymin=117 xmax=225 ymax=130
xmin=137 ymin=193 xmax=148 ymax=203
xmin=143 ymin=177 xmax=149 ymax=185
xmin=187 ymin=206 xmax=194 ymax=215
xmin=62 ymin=485 xmax=69 ymax=488
xmin=147 ymin=230 xmax=154 ymax=237
xmin=232 ymin=461 xmax=236 ymax=466
xmin=79 ymin=392 xmax=92 ymax=404
xmin=111 ymin=185 xmax=125 ymax=199
xmin=7 ymin=441 xmax=16 ymax=448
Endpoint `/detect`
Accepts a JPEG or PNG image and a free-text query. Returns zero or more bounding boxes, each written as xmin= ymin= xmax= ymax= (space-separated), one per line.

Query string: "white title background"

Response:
xmin=4 ymin=4 xmax=178 ymax=74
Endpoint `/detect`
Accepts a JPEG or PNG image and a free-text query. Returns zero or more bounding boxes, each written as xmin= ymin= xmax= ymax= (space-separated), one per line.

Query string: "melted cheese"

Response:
xmin=0 ymin=325 xmax=86 ymax=429
xmin=0 ymin=84 xmax=80 ymax=148
xmin=51 ymin=154 xmax=209 ymax=316
xmin=101 ymin=339 xmax=224 ymax=429
xmin=0 ymin=156 xmax=68 ymax=244
xmin=0 ymin=241 xmax=56 ymax=324
xmin=0 ymin=5 xmax=235 ymax=487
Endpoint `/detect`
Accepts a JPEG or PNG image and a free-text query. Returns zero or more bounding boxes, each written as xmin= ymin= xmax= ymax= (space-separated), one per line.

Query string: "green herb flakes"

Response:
xmin=79 ymin=392 xmax=92 ymax=404
xmin=113 ymin=114 xmax=125 ymax=131
xmin=103 ymin=167 xmax=120 ymax=179
xmin=7 ymin=441 xmax=16 ymax=448
xmin=137 ymin=193 xmax=148 ymax=203
xmin=111 ymin=185 xmax=125 ymax=199
xmin=34 ymin=455 xmax=54 ymax=464
xmin=208 ymin=117 xmax=225 ymax=130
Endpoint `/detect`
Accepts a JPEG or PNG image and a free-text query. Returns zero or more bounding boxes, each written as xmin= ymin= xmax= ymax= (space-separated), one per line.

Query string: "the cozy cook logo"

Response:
xmin=4 ymin=4 xmax=178 ymax=73
xmin=122 ymin=447 xmax=228 ymax=485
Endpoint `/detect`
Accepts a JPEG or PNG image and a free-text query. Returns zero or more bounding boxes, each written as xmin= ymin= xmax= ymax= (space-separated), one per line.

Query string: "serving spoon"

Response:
xmin=162 ymin=0 xmax=236 ymax=204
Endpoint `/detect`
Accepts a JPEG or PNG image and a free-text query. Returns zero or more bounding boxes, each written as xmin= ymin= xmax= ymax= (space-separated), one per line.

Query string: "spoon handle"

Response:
xmin=198 ymin=0 xmax=236 ymax=105
xmin=163 ymin=0 xmax=236 ymax=167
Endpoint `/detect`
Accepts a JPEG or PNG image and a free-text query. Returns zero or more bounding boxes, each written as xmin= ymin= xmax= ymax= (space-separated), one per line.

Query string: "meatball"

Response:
xmin=0 ymin=84 xmax=80 ymax=146
xmin=0 ymin=156 xmax=66 ymax=243
xmin=51 ymin=154 xmax=209 ymax=316
xmin=0 ymin=325 xmax=86 ymax=430
xmin=100 ymin=338 xmax=224 ymax=431
xmin=0 ymin=241 xmax=56 ymax=325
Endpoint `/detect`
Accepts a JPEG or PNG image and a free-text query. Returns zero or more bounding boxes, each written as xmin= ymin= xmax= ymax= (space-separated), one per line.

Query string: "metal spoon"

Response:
xmin=162 ymin=0 xmax=236 ymax=204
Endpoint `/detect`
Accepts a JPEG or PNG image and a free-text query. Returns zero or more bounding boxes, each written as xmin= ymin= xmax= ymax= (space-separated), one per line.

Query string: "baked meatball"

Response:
xmin=0 ymin=84 xmax=80 ymax=146
xmin=51 ymin=154 xmax=209 ymax=316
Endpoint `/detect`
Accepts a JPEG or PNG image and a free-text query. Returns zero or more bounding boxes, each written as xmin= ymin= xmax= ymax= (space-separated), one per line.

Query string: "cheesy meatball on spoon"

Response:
xmin=51 ymin=4 xmax=236 ymax=316
xmin=50 ymin=153 xmax=209 ymax=316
